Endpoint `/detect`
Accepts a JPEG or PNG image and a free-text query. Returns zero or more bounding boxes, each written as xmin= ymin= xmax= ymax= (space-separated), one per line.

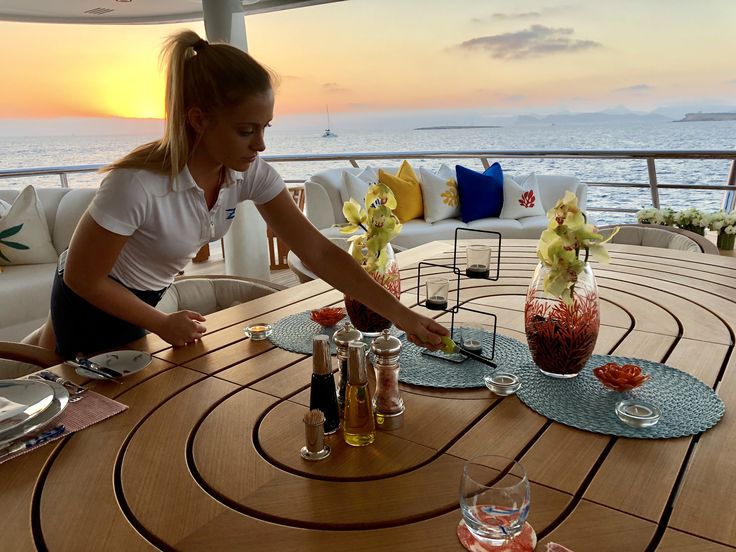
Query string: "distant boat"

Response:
xmin=322 ymin=105 xmax=338 ymax=138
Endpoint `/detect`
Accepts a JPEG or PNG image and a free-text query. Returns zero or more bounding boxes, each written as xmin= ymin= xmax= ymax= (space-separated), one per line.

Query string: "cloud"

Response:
xmin=727 ymin=79 xmax=736 ymax=84
xmin=457 ymin=25 xmax=602 ymax=59
xmin=322 ymin=82 xmax=349 ymax=93
xmin=473 ymin=6 xmax=576 ymax=23
xmin=615 ymin=84 xmax=653 ymax=93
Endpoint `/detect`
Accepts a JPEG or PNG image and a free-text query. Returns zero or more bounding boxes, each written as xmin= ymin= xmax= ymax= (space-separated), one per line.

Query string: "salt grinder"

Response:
xmin=300 ymin=409 xmax=330 ymax=461
xmin=370 ymin=329 xmax=405 ymax=430
xmin=333 ymin=322 xmax=363 ymax=417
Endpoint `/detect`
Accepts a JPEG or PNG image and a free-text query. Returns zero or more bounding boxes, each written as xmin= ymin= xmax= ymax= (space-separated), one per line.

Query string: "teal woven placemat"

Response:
xmin=398 ymin=332 xmax=532 ymax=388
xmin=270 ymin=311 xmax=401 ymax=354
xmin=507 ymin=354 xmax=725 ymax=439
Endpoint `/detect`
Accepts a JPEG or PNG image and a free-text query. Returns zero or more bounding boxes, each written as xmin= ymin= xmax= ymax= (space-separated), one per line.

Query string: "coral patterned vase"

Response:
xmin=344 ymin=244 xmax=401 ymax=336
xmin=524 ymin=262 xmax=600 ymax=378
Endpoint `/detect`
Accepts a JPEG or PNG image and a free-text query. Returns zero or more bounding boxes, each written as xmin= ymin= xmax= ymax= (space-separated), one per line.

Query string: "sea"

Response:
xmin=1 ymin=120 xmax=735 ymax=226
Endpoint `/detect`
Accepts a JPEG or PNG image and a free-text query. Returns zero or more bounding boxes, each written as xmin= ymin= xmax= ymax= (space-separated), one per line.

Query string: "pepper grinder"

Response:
xmin=371 ymin=329 xmax=405 ymax=430
xmin=309 ymin=335 xmax=340 ymax=434
xmin=333 ymin=322 xmax=363 ymax=417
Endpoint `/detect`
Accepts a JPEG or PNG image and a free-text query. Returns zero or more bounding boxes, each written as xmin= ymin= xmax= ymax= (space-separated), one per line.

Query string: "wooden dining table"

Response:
xmin=2 ymin=239 xmax=735 ymax=552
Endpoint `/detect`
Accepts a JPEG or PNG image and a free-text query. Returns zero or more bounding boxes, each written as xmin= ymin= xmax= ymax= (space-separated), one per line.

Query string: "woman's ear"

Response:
xmin=187 ymin=107 xmax=209 ymax=134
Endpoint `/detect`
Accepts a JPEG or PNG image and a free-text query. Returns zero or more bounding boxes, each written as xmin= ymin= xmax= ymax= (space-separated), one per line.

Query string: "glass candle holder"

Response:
xmin=425 ymin=277 xmax=449 ymax=311
xmin=244 ymin=323 xmax=273 ymax=340
xmin=461 ymin=322 xmax=485 ymax=352
xmin=465 ymin=244 xmax=492 ymax=278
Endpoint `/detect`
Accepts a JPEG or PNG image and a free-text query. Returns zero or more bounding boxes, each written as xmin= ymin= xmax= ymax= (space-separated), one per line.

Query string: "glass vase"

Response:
xmin=524 ymin=262 xmax=600 ymax=378
xmin=344 ymin=243 xmax=401 ymax=336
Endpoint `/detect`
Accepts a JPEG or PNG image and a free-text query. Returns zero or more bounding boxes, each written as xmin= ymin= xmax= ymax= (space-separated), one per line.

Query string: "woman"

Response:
xmin=37 ymin=30 xmax=447 ymax=359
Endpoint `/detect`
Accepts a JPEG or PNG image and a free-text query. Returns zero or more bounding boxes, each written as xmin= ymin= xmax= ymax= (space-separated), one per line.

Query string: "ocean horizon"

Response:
xmin=1 ymin=120 xmax=734 ymax=226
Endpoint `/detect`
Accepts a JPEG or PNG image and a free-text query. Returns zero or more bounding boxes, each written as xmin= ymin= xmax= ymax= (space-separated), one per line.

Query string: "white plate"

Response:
xmin=75 ymin=350 xmax=153 ymax=380
xmin=0 ymin=380 xmax=69 ymax=447
xmin=0 ymin=380 xmax=55 ymax=437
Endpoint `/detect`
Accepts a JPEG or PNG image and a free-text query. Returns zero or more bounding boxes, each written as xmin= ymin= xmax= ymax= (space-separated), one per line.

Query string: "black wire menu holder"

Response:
xmin=415 ymin=228 xmax=502 ymax=366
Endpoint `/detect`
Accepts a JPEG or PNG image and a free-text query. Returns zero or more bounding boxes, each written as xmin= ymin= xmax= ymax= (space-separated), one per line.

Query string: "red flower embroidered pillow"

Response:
xmin=499 ymin=173 xmax=545 ymax=219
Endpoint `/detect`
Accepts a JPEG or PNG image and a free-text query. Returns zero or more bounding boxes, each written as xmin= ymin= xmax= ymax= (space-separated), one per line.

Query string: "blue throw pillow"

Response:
xmin=455 ymin=163 xmax=504 ymax=223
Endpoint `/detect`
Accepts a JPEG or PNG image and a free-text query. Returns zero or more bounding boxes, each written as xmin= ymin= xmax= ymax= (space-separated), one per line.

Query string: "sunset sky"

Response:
xmin=1 ymin=0 xmax=735 ymax=126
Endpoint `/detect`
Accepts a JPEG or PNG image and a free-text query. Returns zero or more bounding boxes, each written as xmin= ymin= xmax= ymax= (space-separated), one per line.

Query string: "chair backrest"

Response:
xmin=156 ymin=275 xmax=286 ymax=315
xmin=599 ymin=224 xmax=717 ymax=253
xmin=0 ymin=341 xmax=62 ymax=378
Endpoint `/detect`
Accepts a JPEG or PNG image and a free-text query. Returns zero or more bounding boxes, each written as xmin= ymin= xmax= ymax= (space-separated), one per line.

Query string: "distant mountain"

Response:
xmin=513 ymin=111 xmax=668 ymax=125
xmin=675 ymin=112 xmax=736 ymax=122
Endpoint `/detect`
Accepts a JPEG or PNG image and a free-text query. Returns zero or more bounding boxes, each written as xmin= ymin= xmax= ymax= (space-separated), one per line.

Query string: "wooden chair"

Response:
xmin=267 ymin=187 xmax=305 ymax=269
xmin=0 ymin=342 xmax=63 ymax=378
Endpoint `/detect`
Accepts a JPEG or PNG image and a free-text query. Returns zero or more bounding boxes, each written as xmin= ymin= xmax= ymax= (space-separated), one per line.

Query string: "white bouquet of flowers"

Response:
xmin=708 ymin=210 xmax=736 ymax=249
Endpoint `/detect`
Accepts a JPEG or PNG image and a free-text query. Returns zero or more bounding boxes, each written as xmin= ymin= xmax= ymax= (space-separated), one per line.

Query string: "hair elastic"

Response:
xmin=192 ymin=39 xmax=208 ymax=53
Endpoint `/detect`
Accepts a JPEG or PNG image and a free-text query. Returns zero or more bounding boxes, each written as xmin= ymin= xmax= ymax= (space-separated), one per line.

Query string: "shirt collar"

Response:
xmin=173 ymin=165 xmax=238 ymax=192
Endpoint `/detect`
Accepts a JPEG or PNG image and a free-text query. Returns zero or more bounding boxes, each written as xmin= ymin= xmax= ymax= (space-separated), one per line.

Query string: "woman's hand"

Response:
xmin=157 ymin=310 xmax=207 ymax=346
xmin=393 ymin=310 xmax=449 ymax=351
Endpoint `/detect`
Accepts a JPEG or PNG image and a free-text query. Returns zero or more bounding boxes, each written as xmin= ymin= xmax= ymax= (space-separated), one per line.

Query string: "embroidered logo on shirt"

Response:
xmin=225 ymin=208 xmax=236 ymax=220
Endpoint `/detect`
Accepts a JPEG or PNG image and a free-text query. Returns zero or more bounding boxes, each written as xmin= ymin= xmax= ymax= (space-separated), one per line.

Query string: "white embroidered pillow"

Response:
xmin=339 ymin=166 xmax=378 ymax=204
xmin=0 ymin=185 xmax=59 ymax=265
xmin=418 ymin=165 xmax=460 ymax=224
xmin=499 ymin=173 xmax=546 ymax=219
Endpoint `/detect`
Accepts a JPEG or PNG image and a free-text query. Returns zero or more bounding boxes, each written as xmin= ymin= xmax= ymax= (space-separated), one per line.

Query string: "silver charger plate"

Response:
xmin=0 ymin=379 xmax=56 ymax=437
xmin=0 ymin=380 xmax=69 ymax=447
xmin=75 ymin=350 xmax=152 ymax=380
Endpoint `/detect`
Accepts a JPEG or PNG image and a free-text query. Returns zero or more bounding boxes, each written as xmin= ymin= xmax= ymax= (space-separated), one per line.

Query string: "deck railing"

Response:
xmin=1 ymin=150 xmax=735 ymax=214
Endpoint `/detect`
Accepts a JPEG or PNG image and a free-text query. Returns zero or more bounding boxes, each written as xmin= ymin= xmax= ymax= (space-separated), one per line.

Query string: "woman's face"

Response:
xmin=197 ymin=89 xmax=274 ymax=172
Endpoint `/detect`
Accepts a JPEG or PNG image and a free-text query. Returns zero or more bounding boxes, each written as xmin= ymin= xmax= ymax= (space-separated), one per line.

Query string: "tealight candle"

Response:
xmin=615 ymin=399 xmax=661 ymax=428
xmin=483 ymin=373 xmax=521 ymax=396
xmin=244 ymin=323 xmax=273 ymax=341
xmin=465 ymin=244 xmax=492 ymax=279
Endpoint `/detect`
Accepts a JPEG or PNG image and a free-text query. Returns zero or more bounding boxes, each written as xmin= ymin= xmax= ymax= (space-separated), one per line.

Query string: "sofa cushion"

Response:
xmin=52 ymin=188 xmax=96 ymax=254
xmin=0 ymin=199 xmax=10 ymax=217
xmin=378 ymin=161 xmax=424 ymax=222
xmin=536 ymin=174 xmax=581 ymax=212
xmin=0 ymin=185 xmax=58 ymax=266
xmin=339 ymin=166 xmax=378 ymax=205
xmin=456 ymin=163 xmax=504 ymax=223
xmin=419 ymin=165 xmax=460 ymax=224
xmin=0 ymin=263 xmax=56 ymax=335
xmin=500 ymin=173 xmax=546 ymax=219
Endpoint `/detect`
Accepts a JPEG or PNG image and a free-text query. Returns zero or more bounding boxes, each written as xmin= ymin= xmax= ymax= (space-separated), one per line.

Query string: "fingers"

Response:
xmin=184 ymin=310 xmax=207 ymax=322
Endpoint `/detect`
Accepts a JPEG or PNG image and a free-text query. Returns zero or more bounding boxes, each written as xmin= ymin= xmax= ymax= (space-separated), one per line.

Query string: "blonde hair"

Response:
xmin=104 ymin=30 xmax=274 ymax=178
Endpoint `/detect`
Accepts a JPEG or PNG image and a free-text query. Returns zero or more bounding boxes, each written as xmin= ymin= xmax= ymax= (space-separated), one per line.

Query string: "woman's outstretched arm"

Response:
xmin=257 ymin=189 xmax=448 ymax=348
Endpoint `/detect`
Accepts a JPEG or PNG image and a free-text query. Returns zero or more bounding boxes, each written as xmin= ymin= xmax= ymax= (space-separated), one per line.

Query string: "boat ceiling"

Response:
xmin=0 ymin=0 xmax=344 ymax=24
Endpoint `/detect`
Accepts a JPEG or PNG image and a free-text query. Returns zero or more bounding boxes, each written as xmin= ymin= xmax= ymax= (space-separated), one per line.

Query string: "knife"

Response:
xmin=67 ymin=359 xmax=122 ymax=380
xmin=0 ymin=425 xmax=66 ymax=458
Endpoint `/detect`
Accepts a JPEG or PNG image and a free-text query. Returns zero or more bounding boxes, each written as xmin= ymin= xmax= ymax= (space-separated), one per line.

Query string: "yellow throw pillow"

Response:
xmin=378 ymin=161 xmax=424 ymax=222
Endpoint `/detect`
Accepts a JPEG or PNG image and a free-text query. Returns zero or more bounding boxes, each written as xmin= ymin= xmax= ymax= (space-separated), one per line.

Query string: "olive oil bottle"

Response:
xmin=343 ymin=341 xmax=376 ymax=446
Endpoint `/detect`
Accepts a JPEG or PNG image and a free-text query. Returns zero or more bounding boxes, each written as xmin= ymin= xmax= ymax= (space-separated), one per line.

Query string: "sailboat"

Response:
xmin=322 ymin=105 xmax=338 ymax=138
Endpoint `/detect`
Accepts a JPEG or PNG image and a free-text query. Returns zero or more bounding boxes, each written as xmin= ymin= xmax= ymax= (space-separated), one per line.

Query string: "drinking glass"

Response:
xmin=459 ymin=455 xmax=530 ymax=545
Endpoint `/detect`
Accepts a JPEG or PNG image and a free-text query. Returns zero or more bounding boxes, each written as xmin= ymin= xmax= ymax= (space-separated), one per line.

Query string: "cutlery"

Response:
xmin=65 ymin=359 xmax=121 ymax=382
xmin=33 ymin=371 xmax=87 ymax=394
xmin=76 ymin=357 xmax=122 ymax=378
xmin=0 ymin=424 xmax=66 ymax=458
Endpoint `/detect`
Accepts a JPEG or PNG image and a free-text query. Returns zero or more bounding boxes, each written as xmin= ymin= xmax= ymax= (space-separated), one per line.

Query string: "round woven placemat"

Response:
xmin=398 ymin=331 xmax=532 ymax=388
xmin=507 ymin=354 xmax=724 ymax=439
xmin=270 ymin=311 xmax=401 ymax=355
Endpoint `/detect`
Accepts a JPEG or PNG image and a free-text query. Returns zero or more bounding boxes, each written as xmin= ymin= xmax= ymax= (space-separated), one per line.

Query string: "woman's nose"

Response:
xmin=252 ymin=131 xmax=266 ymax=151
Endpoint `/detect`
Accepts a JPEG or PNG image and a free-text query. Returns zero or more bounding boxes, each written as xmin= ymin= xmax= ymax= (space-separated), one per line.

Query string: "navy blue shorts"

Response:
xmin=50 ymin=263 xmax=166 ymax=360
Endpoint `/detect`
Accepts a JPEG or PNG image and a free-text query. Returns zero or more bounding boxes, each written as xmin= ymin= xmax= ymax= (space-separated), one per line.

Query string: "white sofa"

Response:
xmin=304 ymin=166 xmax=588 ymax=249
xmin=0 ymin=187 xmax=96 ymax=341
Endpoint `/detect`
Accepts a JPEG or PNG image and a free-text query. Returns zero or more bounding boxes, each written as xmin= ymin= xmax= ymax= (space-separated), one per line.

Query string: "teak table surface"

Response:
xmin=2 ymin=240 xmax=735 ymax=552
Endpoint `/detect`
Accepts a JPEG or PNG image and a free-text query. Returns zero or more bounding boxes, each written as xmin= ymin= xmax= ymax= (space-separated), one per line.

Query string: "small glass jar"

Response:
xmin=370 ymin=329 xmax=405 ymax=430
xmin=333 ymin=322 xmax=363 ymax=417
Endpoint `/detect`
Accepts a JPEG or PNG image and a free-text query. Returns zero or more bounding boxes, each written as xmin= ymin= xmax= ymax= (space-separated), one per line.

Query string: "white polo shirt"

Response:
xmin=88 ymin=157 xmax=284 ymax=290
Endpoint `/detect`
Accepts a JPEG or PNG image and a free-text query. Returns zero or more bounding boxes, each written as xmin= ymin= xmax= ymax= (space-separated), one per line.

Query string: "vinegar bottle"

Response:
xmin=309 ymin=335 xmax=340 ymax=434
xmin=343 ymin=341 xmax=376 ymax=446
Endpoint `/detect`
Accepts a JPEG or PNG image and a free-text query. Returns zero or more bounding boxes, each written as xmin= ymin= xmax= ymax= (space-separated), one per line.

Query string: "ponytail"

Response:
xmin=104 ymin=30 xmax=275 ymax=178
